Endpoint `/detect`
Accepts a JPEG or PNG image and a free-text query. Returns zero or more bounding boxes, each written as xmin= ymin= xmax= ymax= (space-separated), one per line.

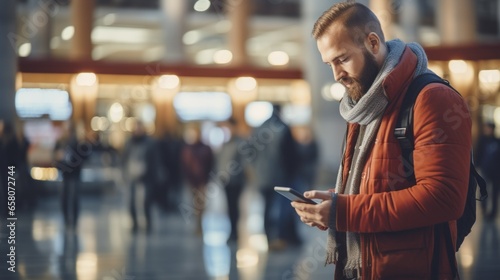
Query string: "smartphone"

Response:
xmin=274 ymin=186 xmax=317 ymax=204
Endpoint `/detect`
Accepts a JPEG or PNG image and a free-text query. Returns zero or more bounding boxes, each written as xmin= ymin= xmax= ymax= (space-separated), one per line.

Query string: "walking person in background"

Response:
xmin=475 ymin=121 xmax=500 ymax=220
xmin=252 ymin=104 xmax=297 ymax=249
xmin=122 ymin=120 xmax=161 ymax=233
xmin=291 ymin=2 xmax=473 ymax=278
xmin=157 ymin=131 xmax=184 ymax=212
xmin=181 ymin=124 xmax=214 ymax=236
xmin=16 ymin=120 xmax=36 ymax=211
xmin=278 ymin=126 xmax=319 ymax=246
xmin=0 ymin=120 xmax=20 ymax=220
xmin=292 ymin=126 xmax=319 ymax=195
xmin=54 ymin=121 xmax=86 ymax=231
xmin=215 ymin=118 xmax=247 ymax=242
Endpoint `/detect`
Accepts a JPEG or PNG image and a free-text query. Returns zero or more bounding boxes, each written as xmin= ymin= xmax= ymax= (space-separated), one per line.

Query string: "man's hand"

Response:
xmin=291 ymin=190 xmax=332 ymax=231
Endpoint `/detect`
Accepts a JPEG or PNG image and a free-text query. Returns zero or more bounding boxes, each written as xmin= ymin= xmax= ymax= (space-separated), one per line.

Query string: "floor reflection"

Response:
xmin=0 ymin=185 xmax=498 ymax=280
xmin=202 ymin=212 xmax=231 ymax=279
xmin=60 ymin=230 xmax=78 ymax=280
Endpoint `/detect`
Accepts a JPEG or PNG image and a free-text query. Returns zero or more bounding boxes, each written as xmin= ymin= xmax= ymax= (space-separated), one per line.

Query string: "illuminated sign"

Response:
xmin=16 ymin=88 xmax=72 ymax=120
xmin=173 ymin=92 xmax=232 ymax=122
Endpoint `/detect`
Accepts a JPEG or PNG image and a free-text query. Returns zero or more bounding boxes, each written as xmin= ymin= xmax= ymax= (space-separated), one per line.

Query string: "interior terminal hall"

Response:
xmin=0 ymin=0 xmax=500 ymax=279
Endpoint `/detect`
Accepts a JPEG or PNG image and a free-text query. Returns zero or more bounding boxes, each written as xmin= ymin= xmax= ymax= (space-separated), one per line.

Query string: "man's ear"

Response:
xmin=365 ymin=32 xmax=381 ymax=55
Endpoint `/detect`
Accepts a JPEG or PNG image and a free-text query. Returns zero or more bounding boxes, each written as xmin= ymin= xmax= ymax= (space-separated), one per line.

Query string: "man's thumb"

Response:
xmin=304 ymin=190 xmax=331 ymax=200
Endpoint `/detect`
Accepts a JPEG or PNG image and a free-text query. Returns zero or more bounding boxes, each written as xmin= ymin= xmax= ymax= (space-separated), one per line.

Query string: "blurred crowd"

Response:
xmin=2 ymin=109 xmax=500 ymax=249
xmin=0 ymin=106 xmax=319 ymax=250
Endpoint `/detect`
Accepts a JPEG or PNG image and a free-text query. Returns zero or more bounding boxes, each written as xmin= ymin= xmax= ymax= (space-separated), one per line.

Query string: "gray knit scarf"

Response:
xmin=325 ymin=40 xmax=431 ymax=278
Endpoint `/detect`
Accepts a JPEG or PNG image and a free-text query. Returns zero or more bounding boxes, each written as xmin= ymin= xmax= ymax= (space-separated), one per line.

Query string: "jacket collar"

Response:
xmin=381 ymin=46 xmax=418 ymax=102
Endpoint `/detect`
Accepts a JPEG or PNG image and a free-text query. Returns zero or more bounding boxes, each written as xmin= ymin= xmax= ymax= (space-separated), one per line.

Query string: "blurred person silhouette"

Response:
xmin=0 ymin=120 xmax=20 ymax=219
xmin=53 ymin=121 xmax=87 ymax=230
xmin=59 ymin=228 xmax=79 ymax=280
xmin=251 ymin=104 xmax=297 ymax=249
xmin=15 ymin=120 xmax=36 ymax=211
xmin=292 ymin=126 xmax=319 ymax=193
xmin=181 ymin=124 xmax=214 ymax=236
xmin=215 ymin=118 xmax=247 ymax=242
xmin=279 ymin=126 xmax=319 ymax=245
xmin=291 ymin=2 xmax=475 ymax=278
xmin=475 ymin=121 xmax=500 ymax=220
xmin=157 ymin=130 xmax=184 ymax=212
xmin=122 ymin=120 xmax=161 ymax=233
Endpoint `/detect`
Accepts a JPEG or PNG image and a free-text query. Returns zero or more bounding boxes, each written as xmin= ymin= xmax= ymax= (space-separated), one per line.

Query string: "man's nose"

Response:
xmin=332 ymin=65 xmax=345 ymax=82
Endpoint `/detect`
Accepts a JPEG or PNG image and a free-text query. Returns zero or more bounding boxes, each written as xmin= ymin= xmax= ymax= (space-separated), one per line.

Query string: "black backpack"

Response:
xmin=394 ymin=72 xmax=488 ymax=278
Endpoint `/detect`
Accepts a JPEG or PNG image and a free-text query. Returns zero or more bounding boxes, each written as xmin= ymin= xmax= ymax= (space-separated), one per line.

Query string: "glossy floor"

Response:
xmin=0 ymin=185 xmax=498 ymax=280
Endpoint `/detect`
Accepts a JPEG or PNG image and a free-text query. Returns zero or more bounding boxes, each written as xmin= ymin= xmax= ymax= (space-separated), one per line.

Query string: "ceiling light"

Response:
xmin=108 ymin=103 xmax=124 ymax=123
xmin=194 ymin=0 xmax=211 ymax=12
xmin=213 ymin=50 xmax=233 ymax=64
xmin=61 ymin=26 xmax=74 ymax=41
xmin=158 ymin=75 xmax=180 ymax=89
xmin=235 ymin=77 xmax=257 ymax=91
xmin=183 ymin=30 xmax=201 ymax=45
xmin=18 ymin=43 xmax=31 ymax=57
xmin=195 ymin=49 xmax=216 ymax=65
xmin=75 ymin=73 xmax=97 ymax=87
xmin=448 ymin=60 xmax=468 ymax=74
xmin=479 ymin=70 xmax=500 ymax=84
xmin=268 ymin=51 xmax=289 ymax=66
xmin=92 ymin=26 xmax=151 ymax=44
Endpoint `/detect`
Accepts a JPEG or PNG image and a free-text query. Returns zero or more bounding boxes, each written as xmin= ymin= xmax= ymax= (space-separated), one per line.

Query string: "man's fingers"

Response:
xmin=291 ymin=201 xmax=315 ymax=212
xmin=292 ymin=199 xmax=331 ymax=229
xmin=304 ymin=190 xmax=331 ymax=200
xmin=296 ymin=209 xmax=322 ymax=224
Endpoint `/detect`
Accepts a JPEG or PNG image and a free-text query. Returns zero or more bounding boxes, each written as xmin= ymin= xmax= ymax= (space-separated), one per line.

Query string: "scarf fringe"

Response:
xmin=325 ymin=246 xmax=339 ymax=266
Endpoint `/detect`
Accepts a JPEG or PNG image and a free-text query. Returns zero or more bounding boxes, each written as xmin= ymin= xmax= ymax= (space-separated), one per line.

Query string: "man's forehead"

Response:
xmin=317 ymin=25 xmax=353 ymax=58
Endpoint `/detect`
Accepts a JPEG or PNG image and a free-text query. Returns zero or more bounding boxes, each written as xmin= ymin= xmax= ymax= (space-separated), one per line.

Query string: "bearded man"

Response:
xmin=292 ymin=2 xmax=471 ymax=279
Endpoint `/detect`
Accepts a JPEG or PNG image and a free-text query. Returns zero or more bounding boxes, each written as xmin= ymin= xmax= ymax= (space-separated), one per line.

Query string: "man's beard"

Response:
xmin=342 ymin=50 xmax=380 ymax=102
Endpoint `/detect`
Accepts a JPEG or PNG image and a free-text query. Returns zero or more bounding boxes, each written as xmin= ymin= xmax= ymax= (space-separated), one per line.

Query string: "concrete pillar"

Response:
xmin=70 ymin=73 xmax=98 ymax=133
xmin=437 ymin=0 xmax=476 ymax=44
xmin=70 ymin=0 xmax=95 ymax=60
xmin=400 ymin=0 xmax=420 ymax=42
xmin=160 ymin=0 xmax=188 ymax=63
xmin=28 ymin=0 xmax=54 ymax=58
xmin=0 ymin=1 xmax=18 ymax=123
xmin=369 ymin=0 xmax=394 ymax=40
xmin=152 ymin=75 xmax=180 ymax=137
xmin=226 ymin=0 xmax=251 ymax=66
xmin=301 ymin=0 xmax=345 ymax=185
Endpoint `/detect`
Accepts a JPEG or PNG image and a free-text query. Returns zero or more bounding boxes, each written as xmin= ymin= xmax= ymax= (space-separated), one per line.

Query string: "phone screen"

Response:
xmin=274 ymin=186 xmax=317 ymax=204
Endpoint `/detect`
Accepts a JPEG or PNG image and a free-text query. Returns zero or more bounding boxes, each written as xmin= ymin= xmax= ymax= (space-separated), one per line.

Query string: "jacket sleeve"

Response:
xmin=336 ymin=85 xmax=472 ymax=233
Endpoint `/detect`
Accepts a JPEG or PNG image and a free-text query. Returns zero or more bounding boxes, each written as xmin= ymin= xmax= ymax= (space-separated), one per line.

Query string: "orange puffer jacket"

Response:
xmin=334 ymin=47 xmax=471 ymax=280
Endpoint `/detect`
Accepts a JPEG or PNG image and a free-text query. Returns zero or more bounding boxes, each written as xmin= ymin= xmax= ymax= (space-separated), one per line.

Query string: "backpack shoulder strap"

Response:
xmin=394 ymin=72 xmax=450 ymax=181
